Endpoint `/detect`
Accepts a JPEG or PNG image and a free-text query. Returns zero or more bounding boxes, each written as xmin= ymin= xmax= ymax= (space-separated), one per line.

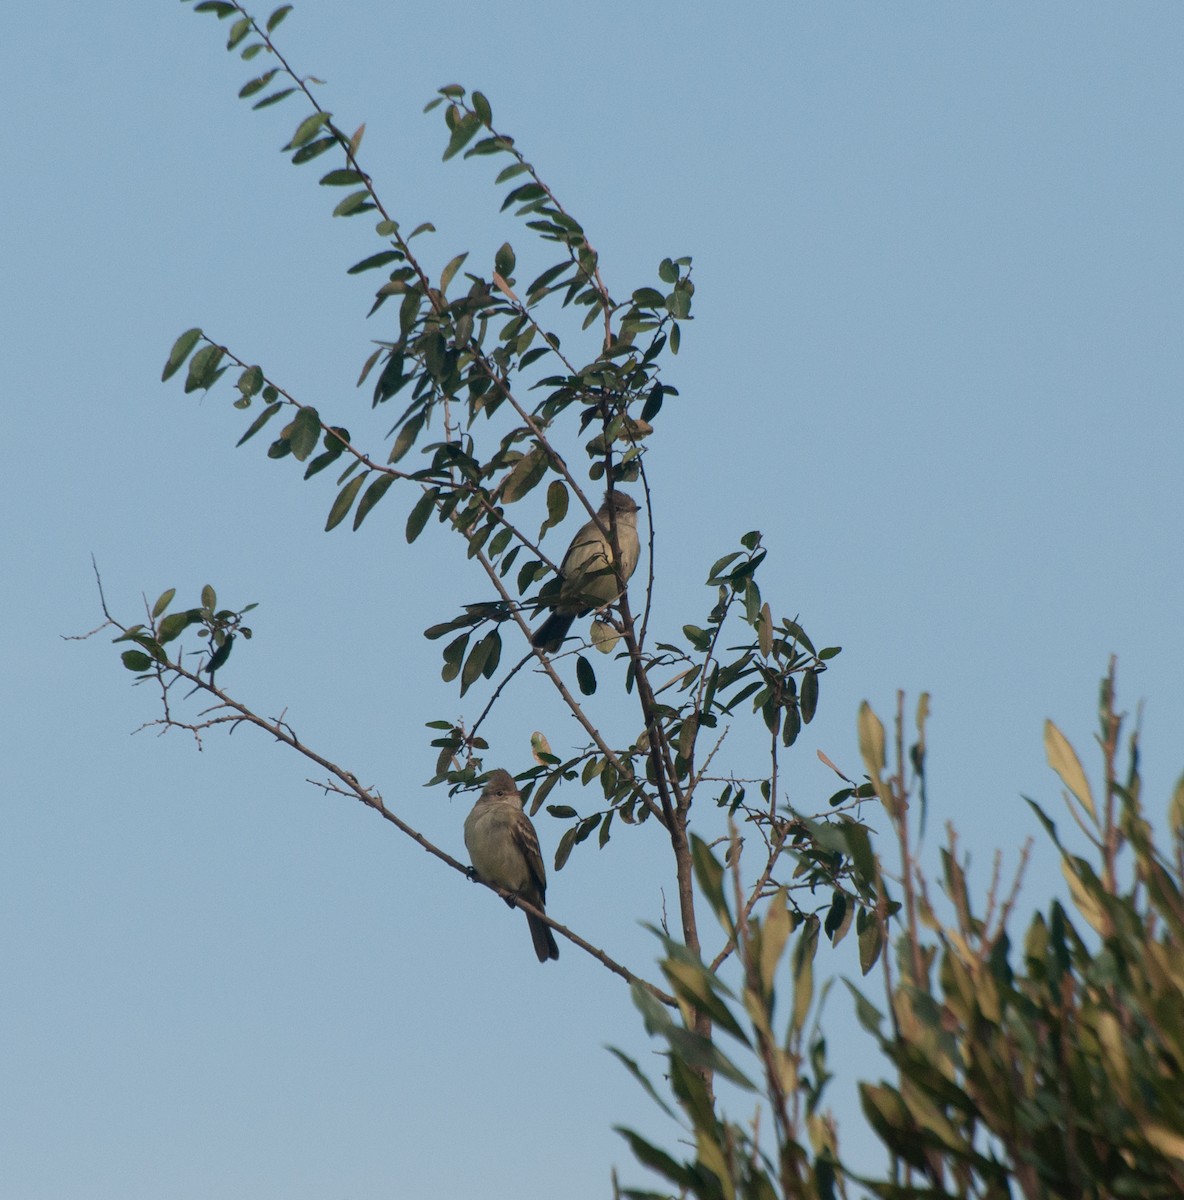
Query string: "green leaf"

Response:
xmin=200 ymin=584 xmax=216 ymax=611
xmin=459 ymin=635 xmax=491 ymax=696
xmin=184 ymin=343 xmax=225 ymax=393
xmin=287 ymin=406 xmax=321 ymax=461
xmin=472 ymin=90 xmax=492 ymax=126
xmin=857 ymin=908 xmax=884 ymax=975
xmin=554 ymin=825 xmax=578 ymax=871
xmin=325 ymin=473 xmax=367 ymax=531
xmin=440 ymin=632 xmax=470 ymax=683
xmin=501 ymin=447 xmax=547 ymax=503
xmin=525 ymin=260 xmax=570 ymax=297
xmin=321 ymin=168 xmax=365 ymax=188
xmin=253 ymin=87 xmax=296 ymax=110
xmin=266 ymin=4 xmax=292 ymax=31
xmin=347 ymin=250 xmax=400 ymax=274
xmin=121 ymin=650 xmax=154 ymax=673
xmin=495 ymin=162 xmax=529 ymax=185
xmin=303 ymin=427 xmax=350 ymax=479
xmin=288 ymin=111 xmax=330 ymax=149
xmin=162 ymin=328 xmax=203 ymax=381
xmin=235 ymin=365 xmax=263 ymax=400
xmin=800 ymin=667 xmax=819 ymax=723
xmin=352 ymin=473 xmax=394 ymax=531
xmin=406 ymin=488 xmax=438 ymax=543
xmin=158 ymin=609 xmax=200 ymax=645
xmin=389 ymin=411 xmax=424 ymax=464
xmin=151 ymin=588 xmax=176 ymax=619
xmin=494 ymin=242 xmax=515 ymax=277
xmin=332 ymin=189 xmax=373 ymax=217
xmin=632 ymin=286 xmax=665 ymax=308
xmin=540 ymin=480 xmax=568 ymax=537
xmin=576 ymin=655 xmax=596 ymax=696
xmin=236 ymin=401 xmax=283 ymax=447
xmin=227 ymin=16 xmax=251 ymax=48
xmin=439 ymin=251 xmax=469 ymax=295
xmin=442 ymin=111 xmax=482 ymax=160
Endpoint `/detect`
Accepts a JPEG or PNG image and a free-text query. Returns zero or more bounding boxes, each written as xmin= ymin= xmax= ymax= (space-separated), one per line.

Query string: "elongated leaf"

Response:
xmin=800 ymin=667 xmax=819 ymax=723
xmin=253 ymin=87 xmax=296 ymax=110
xmin=1044 ymin=719 xmax=1097 ymax=822
xmin=439 ymin=251 xmax=469 ymax=294
xmin=161 ymin=328 xmax=203 ymax=381
xmin=576 ymin=656 xmax=597 ymax=696
xmin=332 ymin=189 xmax=373 ymax=217
xmin=406 ymin=488 xmax=438 ymax=543
xmin=501 ymin=447 xmax=547 ymax=503
xmin=236 ymin=402 xmax=283 ymax=447
xmin=303 ymin=427 xmax=350 ymax=479
xmin=288 ymin=111 xmax=330 ymax=149
xmin=325 ymin=472 xmax=366 ymax=531
xmin=352 ymin=473 xmax=394 ymax=530
xmin=151 ymin=588 xmax=176 ymax=619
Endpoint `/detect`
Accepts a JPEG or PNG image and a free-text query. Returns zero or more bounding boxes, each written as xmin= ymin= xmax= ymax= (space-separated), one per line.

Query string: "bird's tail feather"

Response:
xmin=527 ymin=913 xmax=560 ymax=962
xmin=531 ymin=612 xmax=575 ymax=651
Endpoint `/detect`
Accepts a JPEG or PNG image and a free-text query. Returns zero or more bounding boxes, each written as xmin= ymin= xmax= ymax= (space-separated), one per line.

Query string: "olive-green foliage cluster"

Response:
xmin=615 ymin=672 xmax=1184 ymax=1200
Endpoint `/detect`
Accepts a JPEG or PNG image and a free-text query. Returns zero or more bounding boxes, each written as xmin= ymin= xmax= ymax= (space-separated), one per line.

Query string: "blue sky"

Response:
xmin=3 ymin=4 xmax=1183 ymax=1197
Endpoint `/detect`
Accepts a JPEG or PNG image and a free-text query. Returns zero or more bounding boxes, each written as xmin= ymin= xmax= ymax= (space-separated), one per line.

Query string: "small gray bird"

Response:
xmin=464 ymin=769 xmax=559 ymax=963
xmin=531 ymin=490 xmax=641 ymax=652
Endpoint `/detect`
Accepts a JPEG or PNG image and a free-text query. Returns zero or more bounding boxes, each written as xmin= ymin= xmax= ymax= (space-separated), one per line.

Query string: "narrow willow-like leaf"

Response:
xmin=325 ymin=473 xmax=367 ymax=532
xmin=439 ymin=251 xmax=469 ymax=295
xmin=352 ymin=473 xmax=394 ymax=530
xmin=406 ymin=488 xmax=438 ymax=543
xmin=253 ymin=87 xmax=296 ymax=110
xmin=236 ymin=402 xmax=283 ymax=447
xmin=1044 ymin=719 xmax=1097 ymax=823
xmin=347 ymin=250 xmax=400 ymax=274
xmin=554 ymin=825 xmax=578 ymax=872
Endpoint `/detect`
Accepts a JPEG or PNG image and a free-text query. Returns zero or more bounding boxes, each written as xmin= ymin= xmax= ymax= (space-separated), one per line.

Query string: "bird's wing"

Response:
xmin=513 ymin=814 xmax=548 ymax=901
